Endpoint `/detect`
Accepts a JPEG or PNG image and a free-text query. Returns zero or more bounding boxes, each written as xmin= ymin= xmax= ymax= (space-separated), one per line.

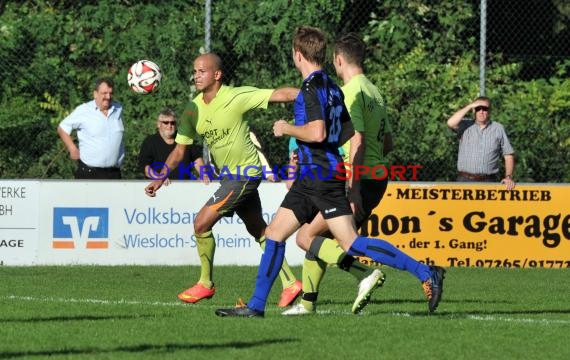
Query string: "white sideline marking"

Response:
xmin=2 ymin=295 xmax=185 ymax=307
xmin=467 ymin=315 xmax=570 ymax=325
xmin=2 ymin=295 xmax=570 ymax=325
xmin=389 ymin=312 xmax=570 ymax=325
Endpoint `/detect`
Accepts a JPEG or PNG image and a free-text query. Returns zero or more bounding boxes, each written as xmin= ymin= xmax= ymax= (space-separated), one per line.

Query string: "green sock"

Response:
xmin=196 ymin=230 xmax=215 ymax=288
xmin=312 ymin=237 xmax=374 ymax=282
xmin=301 ymin=255 xmax=326 ymax=311
xmin=345 ymin=258 xmax=375 ymax=282
xmin=312 ymin=236 xmax=344 ymax=264
xmin=257 ymin=235 xmax=297 ymax=289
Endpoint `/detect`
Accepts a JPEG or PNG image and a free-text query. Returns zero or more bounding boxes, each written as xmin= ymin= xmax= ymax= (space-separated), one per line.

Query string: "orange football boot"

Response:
xmin=278 ymin=280 xmax=302 ymax=307
xmin=178 ymin=283 xmax=216 ymax=303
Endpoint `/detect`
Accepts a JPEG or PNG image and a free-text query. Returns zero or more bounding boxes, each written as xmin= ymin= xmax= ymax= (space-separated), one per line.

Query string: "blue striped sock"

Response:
xmin=247 ymin=239 xmax=286 ymax=312
xmin=348 ymin=236 xmax=431 ymax=282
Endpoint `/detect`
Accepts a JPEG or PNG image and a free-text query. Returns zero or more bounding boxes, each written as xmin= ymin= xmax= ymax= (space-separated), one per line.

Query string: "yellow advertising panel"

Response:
xmin=360 ymin=183 xmax=570 ymax=268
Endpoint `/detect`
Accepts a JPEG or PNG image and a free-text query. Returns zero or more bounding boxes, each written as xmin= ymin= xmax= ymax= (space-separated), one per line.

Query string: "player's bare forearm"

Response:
xmin=164 ymin=144 xmax=187 ymax=171
xmin=269 ymin=87 xmax=300 ymax=103
xmin=274 ymin=120 xmax=326 ymax=143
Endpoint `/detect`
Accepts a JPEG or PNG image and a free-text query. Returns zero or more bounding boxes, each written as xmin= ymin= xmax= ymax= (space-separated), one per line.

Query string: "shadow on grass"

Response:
xmin=0 ymin=314 xmax=154 ymax=323
xmin=313 ymin=298 xmax=570 ymax=318
xmin=0 ymin=338 xmax=299 ymax=359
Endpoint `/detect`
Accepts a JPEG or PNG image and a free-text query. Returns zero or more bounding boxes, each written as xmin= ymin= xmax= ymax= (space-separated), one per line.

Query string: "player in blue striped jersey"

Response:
xmin=215 ymin=26 xmax=445 ymax=318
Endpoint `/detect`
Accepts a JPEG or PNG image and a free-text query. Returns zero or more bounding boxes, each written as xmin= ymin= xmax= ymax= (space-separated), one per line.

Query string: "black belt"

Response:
xmin=458 ymin=171 xmax=495 ymax=181
xmin=79 ymin=160 xmax=119 ymax=172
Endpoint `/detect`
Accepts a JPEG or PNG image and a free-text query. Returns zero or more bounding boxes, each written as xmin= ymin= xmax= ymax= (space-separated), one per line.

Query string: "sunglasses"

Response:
xmin=160 ymin=121 xmax=176 ymax=125
xmin=474 ymin=106 xmax=489 ymax=112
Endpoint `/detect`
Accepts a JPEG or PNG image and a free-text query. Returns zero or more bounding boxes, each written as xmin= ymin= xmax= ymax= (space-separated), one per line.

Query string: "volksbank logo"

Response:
xmin=52 ymin=208 xmax=109 ymax=249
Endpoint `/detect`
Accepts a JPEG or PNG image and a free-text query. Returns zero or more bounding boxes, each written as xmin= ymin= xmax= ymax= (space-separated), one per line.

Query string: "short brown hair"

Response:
xmin=292 ymin=26 xmax=327 ymax=66
xmin=334 ymin=32 xmax=366 ymax=68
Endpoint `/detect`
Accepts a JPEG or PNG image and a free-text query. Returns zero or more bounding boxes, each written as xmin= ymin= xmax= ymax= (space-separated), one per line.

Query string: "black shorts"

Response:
xmin=354 ymin=178 xmax=388 ymax=227
xmin=281 ymin=175 xmax=352 ymax=225
xmin=206 ymin=177 xmax=262 ymax=217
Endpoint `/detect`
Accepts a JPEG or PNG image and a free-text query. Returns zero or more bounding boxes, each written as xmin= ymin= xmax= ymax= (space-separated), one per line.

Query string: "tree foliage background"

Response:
xmin=0 ymin=0 xmax=569 ymax=182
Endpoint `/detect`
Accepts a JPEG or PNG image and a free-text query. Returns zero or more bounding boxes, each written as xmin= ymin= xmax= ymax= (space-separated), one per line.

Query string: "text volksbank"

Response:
xmin=123 ymin=207 xmax=275 ymax=225
xmin=124 ymin=207 xmax=196 ymax=224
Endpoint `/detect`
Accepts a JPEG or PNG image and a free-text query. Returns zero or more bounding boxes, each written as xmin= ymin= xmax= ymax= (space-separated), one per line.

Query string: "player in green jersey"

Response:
xmin=145 ymin=53 xmax=302 ymax=307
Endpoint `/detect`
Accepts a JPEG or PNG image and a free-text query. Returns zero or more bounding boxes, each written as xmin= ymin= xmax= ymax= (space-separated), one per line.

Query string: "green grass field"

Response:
xmin=1 ymin=265 xmax=569 ymax=359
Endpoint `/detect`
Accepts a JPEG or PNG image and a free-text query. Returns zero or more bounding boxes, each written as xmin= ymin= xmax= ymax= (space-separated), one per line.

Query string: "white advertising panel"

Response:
xmin=36 ymin=180 xmax=305 ymax=265
xmin=0 ymin=180 xmax=40 ymax=265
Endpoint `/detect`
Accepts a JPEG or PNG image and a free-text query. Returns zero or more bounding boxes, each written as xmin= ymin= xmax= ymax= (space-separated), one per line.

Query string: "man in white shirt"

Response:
xmin=57 ymin=78 xmax=124 ymax=179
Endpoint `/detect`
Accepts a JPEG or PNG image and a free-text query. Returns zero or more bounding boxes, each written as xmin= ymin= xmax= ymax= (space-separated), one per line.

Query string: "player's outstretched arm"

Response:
xmin=269 ymin=87 xmax=300 ymax=103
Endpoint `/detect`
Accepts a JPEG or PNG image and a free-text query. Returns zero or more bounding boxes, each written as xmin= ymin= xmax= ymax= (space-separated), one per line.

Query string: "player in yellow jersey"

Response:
xmin=145 ymin=53 xmax=302 ymax=306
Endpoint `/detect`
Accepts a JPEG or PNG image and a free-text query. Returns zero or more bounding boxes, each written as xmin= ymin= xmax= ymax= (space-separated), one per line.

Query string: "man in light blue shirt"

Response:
xmin=57 ymin=78 xmax=124 ymax=179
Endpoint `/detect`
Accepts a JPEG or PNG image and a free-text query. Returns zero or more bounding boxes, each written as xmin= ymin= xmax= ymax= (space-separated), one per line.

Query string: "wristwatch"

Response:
xmin=505 ymin=175 xmax=512 ymax=179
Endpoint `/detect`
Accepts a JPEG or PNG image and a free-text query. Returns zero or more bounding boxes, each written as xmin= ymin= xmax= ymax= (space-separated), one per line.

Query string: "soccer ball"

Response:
xmin=127 ymin=60 xmax=162 ymax=94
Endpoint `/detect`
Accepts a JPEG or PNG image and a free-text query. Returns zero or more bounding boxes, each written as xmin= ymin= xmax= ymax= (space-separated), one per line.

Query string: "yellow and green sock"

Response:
xmin=195 ymin=230 xmax=215 ymax=288
xmin=300 ymin=254 xmax=327 ymax=311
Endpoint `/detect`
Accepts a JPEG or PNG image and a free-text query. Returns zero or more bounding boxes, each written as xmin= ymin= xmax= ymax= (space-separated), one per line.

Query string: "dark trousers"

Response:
xmin=75 ymin=160 xmax=122 ymax=179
